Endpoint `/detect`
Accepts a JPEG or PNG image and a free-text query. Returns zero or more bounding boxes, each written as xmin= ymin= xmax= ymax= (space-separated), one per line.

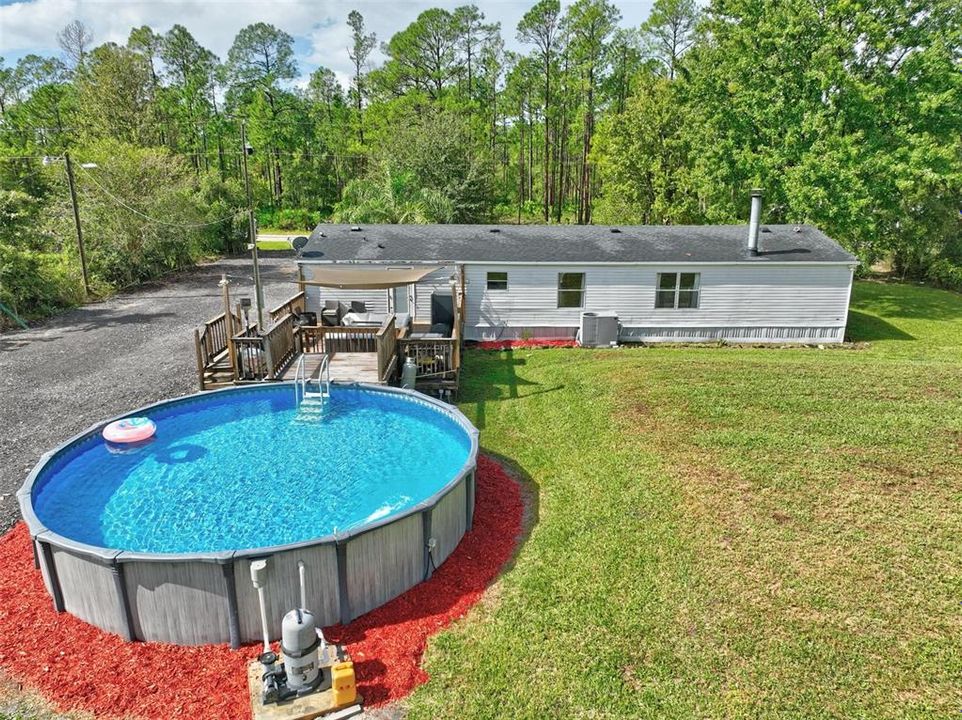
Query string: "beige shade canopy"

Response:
xmin=299 ymin=264 xmax=443 ymax=289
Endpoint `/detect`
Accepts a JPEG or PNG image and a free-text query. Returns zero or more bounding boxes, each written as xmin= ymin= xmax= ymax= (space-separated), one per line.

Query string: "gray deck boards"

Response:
xmin=279 ymin=352 xmax=381 ymax=384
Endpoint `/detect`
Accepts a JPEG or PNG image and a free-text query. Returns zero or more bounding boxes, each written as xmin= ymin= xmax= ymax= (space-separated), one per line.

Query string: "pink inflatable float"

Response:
xmin=102 ymin=417 xmax=156 ymax=444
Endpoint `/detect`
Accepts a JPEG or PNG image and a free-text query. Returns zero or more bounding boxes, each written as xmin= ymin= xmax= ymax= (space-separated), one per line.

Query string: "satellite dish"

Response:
xmin=291 ymin=236 xmax=309 ymax=256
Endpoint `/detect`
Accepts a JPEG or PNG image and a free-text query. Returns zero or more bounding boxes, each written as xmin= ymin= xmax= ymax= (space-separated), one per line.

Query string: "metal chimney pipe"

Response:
xmin=748 ymin=189 xmax=764 ymax=254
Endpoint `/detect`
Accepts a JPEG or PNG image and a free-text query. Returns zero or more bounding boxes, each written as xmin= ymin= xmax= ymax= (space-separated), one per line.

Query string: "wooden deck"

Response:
xmin=194 ymin=288 xmax=462 ymax=393
xmin=279 ymin=352 xmax=381 ymax=384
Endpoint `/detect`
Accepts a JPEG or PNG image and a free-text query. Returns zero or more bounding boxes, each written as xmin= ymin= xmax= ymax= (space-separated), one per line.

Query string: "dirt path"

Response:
xmin=0 ymin=255 xmax=298 ymax=532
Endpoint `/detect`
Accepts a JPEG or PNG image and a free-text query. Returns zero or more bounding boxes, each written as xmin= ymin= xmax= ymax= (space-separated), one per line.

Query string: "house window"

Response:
xmin=558 ymin=272 xmax=585 ymax=308
xmin=655 ymin=272 xmax=700 ymax=309
xmin=486 ymin=271 xmax=508 ymax=291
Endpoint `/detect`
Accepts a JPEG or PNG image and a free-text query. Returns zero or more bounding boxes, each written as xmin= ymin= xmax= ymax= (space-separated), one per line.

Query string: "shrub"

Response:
xmin=0 ymin=244 xmax=84 ymax=323
xmin=256 ymin=207 xmax=319 ymax=231
xmin=927 ymin=259 xmax=962 ymax=293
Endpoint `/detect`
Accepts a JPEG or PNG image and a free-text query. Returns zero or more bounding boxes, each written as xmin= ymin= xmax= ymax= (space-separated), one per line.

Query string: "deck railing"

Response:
xmin=194 ymin=310 xmax=244 ymax=389
xmin=231 ymin=313 xmax=298 ymax=381
xmin=297 ymin=325 xmax=379 ymax=354
xmin=398 ymin=337 xmax=458 ymax=382
xmin=376 ymin=315 xmax=397 ymax=383
xmin=232 ymin=333 xmax=265 ymax=380
xmin=262 ymin=313 xmax=298 ymax=379
xmin=196 ymin=311 xmax=241 ymax=367
xmin=269 ymin=291 xmax=305 ymax=326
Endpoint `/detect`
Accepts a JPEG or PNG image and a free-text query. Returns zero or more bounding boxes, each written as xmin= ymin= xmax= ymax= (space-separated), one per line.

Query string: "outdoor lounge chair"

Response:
xmin=321 ymin=300 xmax=340 ymax=326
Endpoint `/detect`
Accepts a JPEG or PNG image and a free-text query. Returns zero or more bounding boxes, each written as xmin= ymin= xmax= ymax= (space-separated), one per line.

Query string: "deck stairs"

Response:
xmin=202 ymin=349 xmax=235 ymax=388
xmin=293 ymin=353 xmax=331 ymax=423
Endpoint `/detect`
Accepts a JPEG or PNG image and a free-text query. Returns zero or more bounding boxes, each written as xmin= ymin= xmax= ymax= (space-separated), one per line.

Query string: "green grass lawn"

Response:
xmin=255 ymin=238 xmax=293 ymax=251
xmin=407 ymin=280 xmax=962 ymax=719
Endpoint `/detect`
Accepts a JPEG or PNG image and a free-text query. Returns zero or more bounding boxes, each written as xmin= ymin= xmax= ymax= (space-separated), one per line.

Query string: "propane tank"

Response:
xmin=281 ymin=608 xmax=321 ymax=691
xmin=401 ymin=356 xmax=417 ymax=389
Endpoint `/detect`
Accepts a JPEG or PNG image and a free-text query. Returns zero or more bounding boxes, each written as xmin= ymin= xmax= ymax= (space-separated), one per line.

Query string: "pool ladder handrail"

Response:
xmin=294 ymin=353 xmax=331 ymax=408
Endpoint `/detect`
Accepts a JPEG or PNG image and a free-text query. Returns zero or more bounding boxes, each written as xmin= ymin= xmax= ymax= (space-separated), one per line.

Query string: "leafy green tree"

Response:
xmin=347 ymin=11 xmax=376 ymax=146
xmin=75 ymin=43 xmax=158 ymax=145
xmin=333 ymin=167 xmax=454 ymax=224
xmin=605 ymin=27 xmax=642 ymax=114
xmin=382 ymin=9 xmax=460 ymax=99
xmin=640 ymin=0 xmax=698 ymax=80
xmin=160 ymin=25 xmax=218 ymax=166
xmin=226 ymin=23 xmax=296 ymax=89
xmin=518 ymin=0 xmax=562 ymax=221
xmin=226 ymin=23 xmax=297 ymax=201
xmin=127 ymin=26 xmax=163 ymax=90
xmin=453 ymin=5 xmax=500 ymax=99
xmin=681 ymin=0 xmax=962 ymax=267
xmin=564 ymin=0 xmax=620 ymax=223
xmin=0 ymin=188 xmax=84 ymax=319
xmin=594 ymin=72 xmax=697 ymax=224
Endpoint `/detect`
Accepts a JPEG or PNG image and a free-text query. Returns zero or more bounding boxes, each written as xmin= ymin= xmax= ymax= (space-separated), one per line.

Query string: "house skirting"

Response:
xmin=468 ymin=325 xmax=845 ymax=344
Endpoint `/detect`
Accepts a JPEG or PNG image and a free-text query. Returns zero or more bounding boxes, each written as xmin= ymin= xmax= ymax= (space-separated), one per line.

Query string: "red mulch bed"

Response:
xmin=474 ymin=338 xmax=577 ymax=351
xmin=0 ymin=455 xmax=521 ymax=719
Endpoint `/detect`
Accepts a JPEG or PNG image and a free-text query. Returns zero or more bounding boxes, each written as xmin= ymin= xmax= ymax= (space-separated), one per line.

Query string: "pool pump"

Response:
xmin=249 ymin=559 xmax=357 ymax=709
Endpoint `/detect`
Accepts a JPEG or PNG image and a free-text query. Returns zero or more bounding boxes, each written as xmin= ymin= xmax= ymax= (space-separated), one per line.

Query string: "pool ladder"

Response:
xmin=293 ymin=354 xmax=331 ymax=422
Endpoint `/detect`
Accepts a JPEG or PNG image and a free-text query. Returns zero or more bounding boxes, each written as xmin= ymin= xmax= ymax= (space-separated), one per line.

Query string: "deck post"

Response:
xmin=220 ymin=275 xmax=237 ymax=381
xmin=193 ymin=328 xmax=206 ymax=391
xmin=263 ymin=336 xmax=275 ymax=380
xmin=234 ymin=302 xmax=244 ymax=381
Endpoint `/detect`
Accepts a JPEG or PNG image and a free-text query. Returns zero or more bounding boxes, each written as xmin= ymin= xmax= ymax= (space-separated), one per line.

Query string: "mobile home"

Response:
xmin=295 ymin=203 xmax=856 ymax=345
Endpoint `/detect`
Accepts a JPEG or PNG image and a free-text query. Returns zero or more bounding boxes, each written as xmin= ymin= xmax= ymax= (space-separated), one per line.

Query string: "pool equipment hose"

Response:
xmin=250 ymin=559 xmax=270 ymax=653
xmin=256 ymin=560 xmax=329 ymax=704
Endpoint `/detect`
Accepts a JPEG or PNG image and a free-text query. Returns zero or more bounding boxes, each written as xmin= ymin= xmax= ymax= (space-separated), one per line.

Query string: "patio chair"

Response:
xmin=350 ymin=300 xmax=367 ymax=314
xmin=321 ymin=300 xmax=340 ymax=326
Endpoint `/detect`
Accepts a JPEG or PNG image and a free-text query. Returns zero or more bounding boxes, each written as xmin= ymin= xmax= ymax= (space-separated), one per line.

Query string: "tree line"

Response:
xmin=1 ymin=0 xmax=960 ymax=323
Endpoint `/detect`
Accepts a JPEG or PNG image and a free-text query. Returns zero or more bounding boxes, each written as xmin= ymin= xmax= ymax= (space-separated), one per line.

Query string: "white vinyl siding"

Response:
xmin=465 ymin=263 xmax=853 ymax=343
xmin=413 ymin=267 xmax=455 ymax=320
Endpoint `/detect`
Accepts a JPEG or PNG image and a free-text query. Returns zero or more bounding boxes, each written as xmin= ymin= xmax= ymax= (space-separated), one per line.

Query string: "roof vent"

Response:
xmin=489 ymin=228 xmax=500 ymax=233
xmin=377 ymin=242 xmax=386 ymax=249
xmin=794 ymin=226 xmax=802 ymax=233
xmin=761 ymin=227 xmax=772 ymax=233
xmin=748 ymin=189 xmax=764 ymax=254
xmin=610 ymin=228 xmax=621 ymax=233
xmin=350 ymin=226 xmax=362 ymax=232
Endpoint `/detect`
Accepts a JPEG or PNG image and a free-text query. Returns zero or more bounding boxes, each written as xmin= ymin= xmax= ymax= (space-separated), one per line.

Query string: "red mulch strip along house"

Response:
xmin=474 ymin=338 xmax=577 ymax=351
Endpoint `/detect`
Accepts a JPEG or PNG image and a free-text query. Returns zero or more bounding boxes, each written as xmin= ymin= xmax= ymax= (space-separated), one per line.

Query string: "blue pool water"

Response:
xmin=31 ymin=386 xmax=472 ymax=554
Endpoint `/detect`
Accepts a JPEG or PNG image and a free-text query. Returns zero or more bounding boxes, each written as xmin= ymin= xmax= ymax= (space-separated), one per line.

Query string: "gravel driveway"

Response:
xmin=0 ymin=254 xmax=298 ymax=533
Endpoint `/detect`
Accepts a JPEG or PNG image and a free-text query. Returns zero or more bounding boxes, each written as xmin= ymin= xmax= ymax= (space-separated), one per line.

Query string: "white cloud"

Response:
xmin=1 ymin=0 xmax=655 ymax=84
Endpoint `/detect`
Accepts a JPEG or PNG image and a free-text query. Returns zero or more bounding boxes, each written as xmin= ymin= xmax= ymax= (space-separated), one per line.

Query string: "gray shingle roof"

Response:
xmin=299 ymin=223 xmax=856 ymax=264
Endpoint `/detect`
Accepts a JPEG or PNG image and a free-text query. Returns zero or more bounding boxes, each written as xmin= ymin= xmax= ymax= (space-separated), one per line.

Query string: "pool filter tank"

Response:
xmin=281 ymin=607 xmax=321 ymax=691
xmin=253 ymin=559 xmax=356 ymax=708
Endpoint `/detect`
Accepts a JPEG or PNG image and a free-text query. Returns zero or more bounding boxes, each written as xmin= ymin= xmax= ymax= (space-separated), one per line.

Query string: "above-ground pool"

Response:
xmin=19 ymin=384 xmax=479 ymax=646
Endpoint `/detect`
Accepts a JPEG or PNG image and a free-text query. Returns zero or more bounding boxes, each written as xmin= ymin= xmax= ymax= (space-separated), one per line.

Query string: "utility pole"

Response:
xmin=240 ymin=120 xmax=265 ymax=329
xmin=64 ymin=152 xmax=91 ymax=298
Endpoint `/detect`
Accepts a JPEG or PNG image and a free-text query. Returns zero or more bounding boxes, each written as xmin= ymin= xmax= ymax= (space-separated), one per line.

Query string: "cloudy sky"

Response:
xmin=1 ymin=0 xmax=656 ymax=87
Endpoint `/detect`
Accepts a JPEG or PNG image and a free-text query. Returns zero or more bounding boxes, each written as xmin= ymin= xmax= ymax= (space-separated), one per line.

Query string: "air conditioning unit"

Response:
xmin=579 ymin=311 xmax=619 ymax=348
